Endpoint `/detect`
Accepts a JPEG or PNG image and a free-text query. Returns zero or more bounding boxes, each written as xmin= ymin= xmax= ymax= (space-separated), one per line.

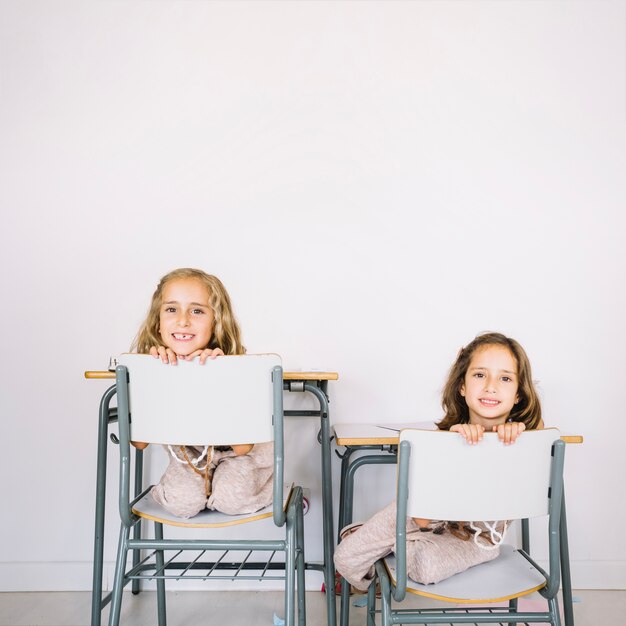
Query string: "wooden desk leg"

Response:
xmin=91 ymin=385 xmax=116 ymax=626
xmin=560 ymin=488 xmax=575 ymax=626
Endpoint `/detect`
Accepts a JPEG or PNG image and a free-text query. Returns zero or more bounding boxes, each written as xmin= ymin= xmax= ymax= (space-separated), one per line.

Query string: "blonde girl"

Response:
xmin=131 ymin=268 xmax=273 ymax=518
xmin=334 ymin=332 xmax=543 ymax=589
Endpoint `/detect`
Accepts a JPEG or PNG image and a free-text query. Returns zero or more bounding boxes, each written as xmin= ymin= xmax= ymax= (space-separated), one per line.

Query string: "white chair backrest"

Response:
xmin=400 ymin=428 xmax=560 ymax=521
xmin=117 ymin=353 xmax=280 ymax=446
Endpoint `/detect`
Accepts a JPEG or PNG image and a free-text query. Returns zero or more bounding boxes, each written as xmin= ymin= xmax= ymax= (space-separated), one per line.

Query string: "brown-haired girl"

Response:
xmin=334 ymin=332 xmax=543 ymax=589
xmin=131 ymin=268 xmax=273 ymax=518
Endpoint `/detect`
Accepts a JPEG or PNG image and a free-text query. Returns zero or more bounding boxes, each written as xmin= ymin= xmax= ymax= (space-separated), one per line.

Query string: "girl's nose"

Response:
xmin=177 ymin=313 xmax=191 ymax=326
xmin=484 ymin=377 xmax=497 ymax=393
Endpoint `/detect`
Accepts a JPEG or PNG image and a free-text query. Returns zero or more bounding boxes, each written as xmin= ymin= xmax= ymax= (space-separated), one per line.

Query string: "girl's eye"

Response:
xmin=164 ymin=307 xmax=176 ymax=313
xmin=192 ymin=308 xmax=205 ymax=315
xmin=473 ymin=372 xmax=484 ymax=378
xmin=502 ymin=376 xmax=513 ymax=382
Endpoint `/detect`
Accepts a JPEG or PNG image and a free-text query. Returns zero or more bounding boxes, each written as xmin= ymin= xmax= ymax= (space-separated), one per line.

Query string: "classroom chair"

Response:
xmin=368 ymin=428 xmax=566 ymax=625
xmin=108 ymin=353 xmax=306 ymax=626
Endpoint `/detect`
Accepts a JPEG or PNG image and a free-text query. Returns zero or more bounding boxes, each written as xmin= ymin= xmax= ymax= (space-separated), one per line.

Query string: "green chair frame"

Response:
xmin=369 ymin=428 xmax=567 ymax=626
xmin=107 ymin=354 xmax=306 ymax=626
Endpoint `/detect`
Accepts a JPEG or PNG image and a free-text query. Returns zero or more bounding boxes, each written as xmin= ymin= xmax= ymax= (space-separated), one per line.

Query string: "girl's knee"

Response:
xmin=208 ymin=455 xmax=273 ymax=514
xmin=151 ymin=461 xmax=209 ymax=519
xmin=334 ymin=528 xmax=377 ymax=591
xmin=151 ymin=482 xmax=207 ymax=519
xmin=207 ymin=489 xmax=244 ymax=515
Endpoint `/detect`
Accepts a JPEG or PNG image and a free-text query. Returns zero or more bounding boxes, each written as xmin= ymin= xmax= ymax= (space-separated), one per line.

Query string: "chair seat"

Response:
xmin=132 ymin=484 xmax=293 ymax=528
xmin=384 ymin=544 xmax=547 ymax=603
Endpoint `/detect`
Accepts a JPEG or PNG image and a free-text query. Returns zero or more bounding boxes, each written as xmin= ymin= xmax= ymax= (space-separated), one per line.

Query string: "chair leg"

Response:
xmin=154 ymin=522 xmax=167 ymax=626
xmin=340 ymin=577 xmax=350 ymax=626
xmin=131 ymin=519 xmax=142 ymax=595
xmin=108 ymin=524 xmax=131 ymax=626
xmin=285 ymin=503 xmax=297 ymax=626
xmin=367 ymin=582 xmax=377 ymax=626
xmin=559 ymin=492 xmax=574 ymax=626
xmin=508 ymin=597 xmax=519 ymax=626
xmin=378 ymin=588 xmax=390 ymax=626
xmin=295 ymin=492 xmax=306 ymax=626
xmin=547 ymin=595 xmax=562 ymax=626
xmin=375 ymin=565 xmax=391 ymax=626
xmin=131 ymin=448 xmax=144 ymax=595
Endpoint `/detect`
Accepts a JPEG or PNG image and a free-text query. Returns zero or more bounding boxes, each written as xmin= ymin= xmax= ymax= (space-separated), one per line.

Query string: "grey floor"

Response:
xmin=1 ymin=589 xmax=625 ymax=626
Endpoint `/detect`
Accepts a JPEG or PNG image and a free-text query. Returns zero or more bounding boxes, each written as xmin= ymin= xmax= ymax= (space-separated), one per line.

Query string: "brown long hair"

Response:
xmin=437 ymin=332 xmax=542 ymax=431
xmin=131 ymin=268 xmax=245 ymax=355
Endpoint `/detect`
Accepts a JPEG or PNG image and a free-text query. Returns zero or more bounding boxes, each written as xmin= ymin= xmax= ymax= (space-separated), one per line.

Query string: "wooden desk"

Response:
xmin=87 ymin=368 xmax=338 ymax=626
xmin=333 ymin=421 xmax=582 ymax=626
xmin=334 ymin=422 xmax=583 ymax=446
xmin=85 ymin=370 xmax=339 ymax=381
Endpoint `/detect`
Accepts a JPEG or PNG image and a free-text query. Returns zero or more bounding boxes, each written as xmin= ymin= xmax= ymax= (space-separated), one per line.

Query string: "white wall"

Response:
xmin=1 ymin=0 xmax=625 ymax=592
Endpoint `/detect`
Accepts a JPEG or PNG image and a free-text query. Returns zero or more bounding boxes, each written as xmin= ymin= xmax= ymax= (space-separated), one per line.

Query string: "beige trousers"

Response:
xmin=151 ymin=442 xmax=274 ymax=519
xmin=334 ymin=502 xmax=501 ymax=590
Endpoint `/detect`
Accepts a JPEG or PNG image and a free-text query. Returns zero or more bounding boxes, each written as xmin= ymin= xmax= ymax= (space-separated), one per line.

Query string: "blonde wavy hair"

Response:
xmin=437 ymin=332 xmax=542 ymax=431
xmin=132 ymin=268 xmax=245 ymax=355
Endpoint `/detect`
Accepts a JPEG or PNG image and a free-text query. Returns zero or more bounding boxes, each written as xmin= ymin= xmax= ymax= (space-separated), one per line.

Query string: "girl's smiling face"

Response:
xmin=460 ymin=344 xmax=520 ymax=428
xmin=158 ymin=278 xmax=214 ymax=356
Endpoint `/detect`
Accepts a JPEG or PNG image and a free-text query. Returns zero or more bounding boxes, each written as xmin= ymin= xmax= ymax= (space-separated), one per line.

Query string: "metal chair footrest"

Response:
xmin=124 ymin=548 xmax=299 ymax=582
xmin=386 ymin=605 xmax=552 ymax=624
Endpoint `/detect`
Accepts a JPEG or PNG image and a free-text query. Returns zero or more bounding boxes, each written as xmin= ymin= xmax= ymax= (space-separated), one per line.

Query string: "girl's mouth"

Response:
xmin=479 ymin=398 xmax=500 ymax=406
xmin=172 ymin=333 xmax=194 ymax=341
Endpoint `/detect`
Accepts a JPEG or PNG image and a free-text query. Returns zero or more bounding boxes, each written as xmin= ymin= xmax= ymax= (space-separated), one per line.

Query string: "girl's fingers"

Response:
xmin=184 ymin=349 xmax=202 ymax=362
xmin=149 ymin=345 xmax=174 ymax=363
xmin=496 ymin=422 xmax=526 ymax=445
xmin=451 ymin=424 xmax=483 ymax=444
xmin=454 ymin=423 xmax=527 ymax=446
xmin=158 ymin=346 xmax=168 ymax=363
xmin=158 ymin=347 xmax=177 ymax=365
xmin=451 ymin=424 xmax=469 ymax=440
xmin=178 ymin=348 xmax=226 ymax=364
xmin=201 ymin=348 xmax=224 ymax=363
xmin=470 ymin=425 xmax=484 ymax=444
xmin=509 ymin=422 xmax=525 ymax=443
xmin=450 ymin=424 xmax=464 ymax=436
xmin=495 ymin=424 xmax=508 ymax=443
xmin=504 ymin=425 xmax=513 ymax=445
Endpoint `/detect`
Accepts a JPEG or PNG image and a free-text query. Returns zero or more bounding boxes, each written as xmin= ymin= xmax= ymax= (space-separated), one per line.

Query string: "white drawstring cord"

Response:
xmin=469 ymin=521 xmax=507 ymax=551
xmin=167 ymin=444 xmax=211 ymax=470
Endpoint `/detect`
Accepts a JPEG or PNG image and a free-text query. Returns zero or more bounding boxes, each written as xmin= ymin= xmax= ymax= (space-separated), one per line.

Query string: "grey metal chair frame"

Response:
xmin=107 ymin=359 xmax=306 ymax=626
xmin=368 ymin=432 xmax=567 ymax=626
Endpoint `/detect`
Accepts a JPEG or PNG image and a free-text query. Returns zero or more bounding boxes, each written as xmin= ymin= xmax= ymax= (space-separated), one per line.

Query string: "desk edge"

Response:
xmin=336 ymin=434 xmax=583 ymax=446
xmin=85 ymin=370 xmax=339 ymax=381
